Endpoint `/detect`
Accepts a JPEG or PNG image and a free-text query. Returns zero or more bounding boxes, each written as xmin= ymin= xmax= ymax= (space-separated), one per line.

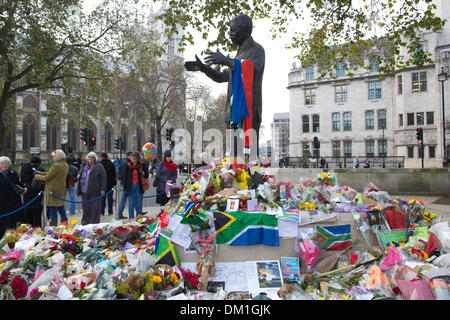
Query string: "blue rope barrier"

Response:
xmin=49 ymin=187 xmax=115 ymax=204
xmin=0 ymin=191 xmax=42 ymax=219
xmin=121 ymin=188 xmax=165 ymax=199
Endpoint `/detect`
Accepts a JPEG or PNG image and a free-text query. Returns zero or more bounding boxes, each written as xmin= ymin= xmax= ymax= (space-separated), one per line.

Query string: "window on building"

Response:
xmin=412 ymin=72 xmax=427 ymax=92
xmin=378 ymin=140 xmax=387 ymax=157
xmin=336 ymin=63 xmax=346 ymax=77
xmin=343 ymin=112 xmax=352 ymax=131
xmin=335 ymin=85 xmax=347 ymax=103
xmin=305 ymin=88 xmax=316 ymax=105
xmin=407 ymin=113 xmax=415 ymax=126
xmin=46 ymin=118 xmax=58 ymax=151
xmin=167 ymin=37 xmax=175 ymax=56
xmin=305 ymin=66 xmax=314 ymax=81
xmin=332 ymin=113 xmax=340 ymax=131
xmin=312 ymin=114 xmax=320 ymax=132
xmin=302 ymin=115 xmax=310 ymax=133
xmin=369 ymin=59 xmax=380 ymax=72
xmin=366 ymin=140 xmax=375 ymax=157
xmin=332 ymin=141 xmax=341 ymax=157
xmin=343 ymin=141 xmax=352 ymax=157
xmin=23 ymin=114 xmax=37 ymax=151
xmin=399 ymin=114 xmax=403 ymax=127
xmin=365 ymin=110 xmax=375 ymax=130
xmin=303 ymin=142 xmax=311 ymax=157
xmin=368 ymin=80 xmax=382 ymax=99
xmin=68 ymin=120 xmax=78 ymax=152
xmin=416 ymin=112 xmax=424 ymax=125
xmin=429 ymin=146 xmax=436 ymax=158
xmin=426 ymin=112 xmax=434 ymax=125
xmin=407 ymin=146 xmax=414 ymax=158
xmin=378 ymin=109 xmax=387 ymax=129
xmin=398 ymin=75 xmax=403 ymax=95
xmin=105 ymin=125 xmax=112 ymax=152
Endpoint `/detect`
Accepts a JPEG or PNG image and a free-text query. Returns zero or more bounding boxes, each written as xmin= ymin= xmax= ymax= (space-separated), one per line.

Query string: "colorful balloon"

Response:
xmin=141 ymin=142 xmax=157 ymax=161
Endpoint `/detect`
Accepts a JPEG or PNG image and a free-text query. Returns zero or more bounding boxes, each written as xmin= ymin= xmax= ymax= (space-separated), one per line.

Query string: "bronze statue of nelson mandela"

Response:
xmin=185 ymin=14 xmax=265 ymax=160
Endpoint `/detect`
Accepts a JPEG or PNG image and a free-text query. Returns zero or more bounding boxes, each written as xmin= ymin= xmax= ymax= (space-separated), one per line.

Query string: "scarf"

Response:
xmin=127 ymin=161 xmax=143 ymax=170
xmin=163 ymin=161 xmax=178 ymax=172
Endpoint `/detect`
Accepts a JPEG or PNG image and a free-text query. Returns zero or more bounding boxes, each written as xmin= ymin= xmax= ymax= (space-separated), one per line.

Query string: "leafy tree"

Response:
xmin=154 ymin=0 xmax=445 ymax=78
xmin=113 ymin=27 xmax=186 ymax=160
xmin=0 ymin=0 xmax=141 ymax=153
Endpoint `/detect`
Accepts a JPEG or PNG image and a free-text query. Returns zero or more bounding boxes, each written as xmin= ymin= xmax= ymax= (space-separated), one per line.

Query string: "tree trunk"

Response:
xmin=0 ymin=88 xmax=12 ymax=155
xmin=156 ymin=116 xmax=163 ymax=161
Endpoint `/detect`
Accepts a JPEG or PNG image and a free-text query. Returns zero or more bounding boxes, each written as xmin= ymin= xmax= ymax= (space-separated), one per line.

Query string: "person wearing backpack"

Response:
xmin=66 ymin=158 xmax=79 ymax=215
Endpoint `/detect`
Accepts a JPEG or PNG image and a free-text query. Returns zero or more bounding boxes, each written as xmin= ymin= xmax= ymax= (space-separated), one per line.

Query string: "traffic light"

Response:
xmin=114 ymin=137 xmax=121 ymax=150
xmin=166 ymin=128 xmax=174 ymax=141
xmin=313 ymin=136 xmax=320 ymax=149
xmin=80 ymin=128 xmax=88 ymax=146
xmin=90 ymin=136 xmax=96 ymax=146
xmin=416 ymin=128 xmax=423 ymax=144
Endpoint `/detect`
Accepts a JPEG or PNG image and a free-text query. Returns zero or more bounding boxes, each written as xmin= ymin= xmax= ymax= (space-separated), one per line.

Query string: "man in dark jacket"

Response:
xmin=20 ymin=156 xmax=45 ymax=227
xmin=72 ymin=153 xmax=82 ymax=171
xmin=100 ymin=153 xmax=116 ymax=215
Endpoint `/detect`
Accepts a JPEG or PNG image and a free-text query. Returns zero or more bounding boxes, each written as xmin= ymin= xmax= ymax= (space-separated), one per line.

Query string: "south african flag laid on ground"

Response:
xmin=315 ymin=224 xmax=352 ymax=251
xmin=213 ymin=211 xmax=279 ymax=246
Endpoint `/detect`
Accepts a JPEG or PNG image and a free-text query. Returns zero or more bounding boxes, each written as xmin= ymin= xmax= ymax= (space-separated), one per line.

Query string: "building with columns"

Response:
xmin=288 ymin=0 xmax=450 ymax=168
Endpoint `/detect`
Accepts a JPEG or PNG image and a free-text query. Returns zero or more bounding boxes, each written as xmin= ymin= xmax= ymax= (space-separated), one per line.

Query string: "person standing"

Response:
xmin=123 ymin=152 xmax=148 ymax=220
xmin=0 ymin=156 xmax=27 ymax=238
xmin=100 ymin=153 xmax=116 ymax=216
xmin=353 ymin=156 xmax=360 ymax=168
xmin=72 ymin=153 xmax=81 ymax=171
xmin=77 ymin=152 xmax=107 ymax=225
xmin=320 ymin=157 xmax=326 ymax=169
xmin=156 ymin=150 xmax=178 ymax=207
xmin=34 ymin=150 xmax=68 ymax=226
xmin=65 ymin=158 xmax=79 ymax=216
xmin=20 ymin=156 xmax=45 ymax=227
xmin=117 ymin=152 xmax=133 ymax=219
xmin=363 ymin=156 xmax=370 ymax=168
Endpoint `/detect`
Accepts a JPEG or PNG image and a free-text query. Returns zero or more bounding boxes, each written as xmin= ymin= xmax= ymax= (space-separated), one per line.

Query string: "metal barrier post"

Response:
xmin=42 ymin=190 xmax=47 ymax=228
xmin=115 ymin=183 xmax=119 ymax=220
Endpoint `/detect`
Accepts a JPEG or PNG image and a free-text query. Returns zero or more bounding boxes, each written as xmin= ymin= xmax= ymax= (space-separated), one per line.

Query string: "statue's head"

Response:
xmin=230 ymin=14 xmax=252 ymax=46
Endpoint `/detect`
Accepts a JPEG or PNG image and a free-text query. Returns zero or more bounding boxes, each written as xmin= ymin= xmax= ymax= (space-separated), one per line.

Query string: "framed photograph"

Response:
xmin=226 ymin=199 xmax=239 ymax=212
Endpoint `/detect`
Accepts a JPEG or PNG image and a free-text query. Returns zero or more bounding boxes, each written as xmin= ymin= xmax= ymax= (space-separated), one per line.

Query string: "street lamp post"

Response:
xmin=438 ymin=67 xmax=448 ymax=167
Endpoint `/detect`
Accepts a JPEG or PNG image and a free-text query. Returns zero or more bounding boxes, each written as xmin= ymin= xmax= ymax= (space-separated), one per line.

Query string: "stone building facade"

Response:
xmin=288 ymin=1 xmax=450 ymax=168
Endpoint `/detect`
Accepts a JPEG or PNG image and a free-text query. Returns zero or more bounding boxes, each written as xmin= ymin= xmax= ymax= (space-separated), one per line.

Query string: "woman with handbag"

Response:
xmin=20 ymin=156 xmax=45 ymax=228
xmin=34 ymin=149 xmax=69 ymax=226
xmin=123 ymin=152 xmax=149 ymax=220
xmin=0 ymin=156 xmax=27 ymax=238
xmin=155 ymin=150 xmax=178 ymax=208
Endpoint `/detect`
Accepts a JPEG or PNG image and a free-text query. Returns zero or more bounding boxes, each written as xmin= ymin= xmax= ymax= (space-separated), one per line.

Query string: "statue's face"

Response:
xmin=230 ymin=18 xmax=251 ymax=45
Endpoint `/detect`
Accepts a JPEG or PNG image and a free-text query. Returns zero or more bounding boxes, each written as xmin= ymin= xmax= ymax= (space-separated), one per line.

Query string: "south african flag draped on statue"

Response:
xmin=315 ymin=224 xmax=352 ymax=251
xmin=213 ymin=211 xmax=279 ymax=246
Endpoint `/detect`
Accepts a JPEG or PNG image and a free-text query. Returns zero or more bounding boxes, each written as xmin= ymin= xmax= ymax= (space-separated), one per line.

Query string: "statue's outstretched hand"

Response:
xmin=184 ymin=54 xmax=204 ymax=71
xmin=204 ymin=50 xmax=228 ymax=66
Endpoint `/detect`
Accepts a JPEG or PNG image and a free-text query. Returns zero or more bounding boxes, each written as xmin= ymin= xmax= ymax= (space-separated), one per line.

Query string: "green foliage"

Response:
xmin=0 ymin=0 xmax=144 ymax=151
xmin=155 ymin=0 xmax=445 ymax=78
